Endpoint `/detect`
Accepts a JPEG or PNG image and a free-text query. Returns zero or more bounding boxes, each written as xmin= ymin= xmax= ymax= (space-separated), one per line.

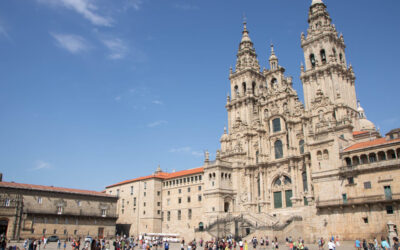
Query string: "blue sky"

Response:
xmin=0 ymin=0 xmax=399 ymax=191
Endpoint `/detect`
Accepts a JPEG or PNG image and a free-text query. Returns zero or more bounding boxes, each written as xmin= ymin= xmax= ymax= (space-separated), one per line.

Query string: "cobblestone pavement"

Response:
xmin=7 ymin=241 xmax=359 ymax=250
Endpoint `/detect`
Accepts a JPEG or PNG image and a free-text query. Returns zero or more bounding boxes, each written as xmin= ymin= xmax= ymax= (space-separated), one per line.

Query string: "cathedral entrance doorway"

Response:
xmin=0 ymin=218 xmax=8 ymax=237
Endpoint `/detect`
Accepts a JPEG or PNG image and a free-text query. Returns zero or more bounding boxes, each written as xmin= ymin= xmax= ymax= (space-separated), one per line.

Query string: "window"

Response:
xmin=234 ymin=85 xmax=239 ymax=97
xmin=256 ymin=151 xmax=259 ymax=164
xmin=310 ymin=54 xmax=316 ymax=68
xmin=4 ymin=198 xmax=10 ymax=207
xmin=188 ymin=209 xmax=192 ymax=220
xmin=299 ymin=140 xmax=305 ymax=154
xmin=122 ymin=209 xmax=124 ymax=214
xmin=188 ymin=187 xmax=191 ymax=192
xmin=64 ymin=229 xmax=67 ymax=235
xmin=65 ymin=218 xmax=68 ymax=224
xmin=199 ymin=175 xmax=202 ymax=181
xmin=157 ymin=210 xmax=161 ymax=215
xmin=55 ymin=218 xmax=58 ymax=224
xmin=364 ymin=182 xmax=371 ymax=189
xmin=143 ymin=210 xmax=145 ymax=215
xmin=272 ymin=118 xmax=281 ymax=132
xmin=386 ymin=205 xmax=394 ymax=214
xmin=157 ymin=191 xmax=160 ymax=196
xmin=342 ymin=194 xmax=347 ymax=204
xmin=144 ymin=182 xmax=147 ymax=189
xmin=384 ymin=186 xmax=392 ymax=200
xmin=157 ymin=202 xmax=161 ymax=206
xmin=131 ymin=186 xmax=134 ymax=195
xmin=339 ymin=53 xmax=343 ymax=63
xmin=302 ymin=171 xmax=308 ymax=192
xmin=198 ymin=186 xmax=201 ymax=191
xmin=347 ymin=177 xmax=354 ymax=185
xmin=57 ymin=206 xmax=63 ymax=215
xmin=178 ymin=210 xmax=181 ymax=220
xmin=143 ymin=202 xmax=146 ymax=207
xmin=242 ymin=82 xmax=246 ymax=94
xmin=77 ymin=200 xmax=81 ymax=207
xmin=187 ymin=196 xmax=191 ymax=203
xmin=198 ymin=195 xmax=202 ymax=202
xmin=212 ymin=207 xmax=215 ymax=212
xmin=178 ymin=189 xmax=182 ymax=194
xmin=167 ymin=199 xmax=170 ymax=205
xmin=168 ymin=191 xmax=170 ymax=195
xmin=133 ymin=197 xmax=136 ymax=206
xmin=53 ymin=229 xmax=57 ymax=234
xmin=74 ymin=230 xmax=78 ymax=235
xmin=167 ymin=211 xmax=171 ymax=221
xmin=75 ymin=219 xmax=78 ymax=225
xmin=273 ymin=191 xmax=282 ymax=208
xmin=44 ymin=217 xmax=48 ymax=224
xmin=363 ymin=217 xmax=368 ymax=224
xmin=117 ymin=189 xmax=120 ymax=197
xmin=122 ymin=199 xmax=125 ymax=208
xmin=38 ymin=197 xmax=42 ymax=204
xmin=320 ymin=49 xmax=326 ymax=64
xmin=274 ymin=140 xmax=283 ymax=159
xmin=178 ymin=198 xmax=182 ymax=204
xmin=144 ymin=192 xmax=146 ymax=197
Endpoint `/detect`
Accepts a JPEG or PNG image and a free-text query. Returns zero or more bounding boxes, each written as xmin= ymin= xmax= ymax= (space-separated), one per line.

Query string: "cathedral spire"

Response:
xmin=269 ymin=43 xmax=278 ymax=70
xmin=234 ymin=19 xmax=260 ymax=73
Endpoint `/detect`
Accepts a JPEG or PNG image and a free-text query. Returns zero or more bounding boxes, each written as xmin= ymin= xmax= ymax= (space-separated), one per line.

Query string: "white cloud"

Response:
xmin=102 ymin=38 xmax=128 ymax=60
xmin=33 ymin=160 xmax=52 ymax=170
xmin=38 ymin=0 xmax=112 ymax=27
xmin=115 ymin=96 xmax=121 ymax=101
xmin=169 ymin=147 xmax=203 ymax=157
xmin=51 ymin=33 xmax=89 ymax=54
xmin=124 ymin=0 xmax=143 ymax=11
xmin=152 ymin=100 xmax=163 ymax=105
xmin=147 ymin=120 xmax=167 ymax=128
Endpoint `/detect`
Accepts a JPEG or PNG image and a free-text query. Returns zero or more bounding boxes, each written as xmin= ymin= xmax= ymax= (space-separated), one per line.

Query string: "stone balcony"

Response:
xmin=316 ymin=193 xmax=400 ymax=208
xmin=339 ymin=158 xmax=400 ymax=176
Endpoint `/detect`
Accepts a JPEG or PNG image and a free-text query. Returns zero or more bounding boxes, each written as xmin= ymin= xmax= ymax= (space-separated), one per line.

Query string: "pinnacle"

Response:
xmin=311 ymin=0 xmax=324 ymax=6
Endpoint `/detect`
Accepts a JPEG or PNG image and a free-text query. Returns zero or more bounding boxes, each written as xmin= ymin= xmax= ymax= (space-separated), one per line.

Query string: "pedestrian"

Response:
xmin=393 ymin=237 xmax=400 ymax=250
xmin=328 ymin=239 xmax=335 ymax=250
xmin=63 ymin=241 xmax=66 ymax=250
xmin=381 ymin=237 xmax=390 ymax=250
xmin=164 ymin=241 xmax=169 ymax=250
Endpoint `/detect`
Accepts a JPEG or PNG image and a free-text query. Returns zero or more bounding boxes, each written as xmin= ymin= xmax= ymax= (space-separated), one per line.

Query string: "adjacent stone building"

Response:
xmin=107 ymin=0 xmax=400 ymax=242
xmin=0 ymin=180 xmax=118 ymax=240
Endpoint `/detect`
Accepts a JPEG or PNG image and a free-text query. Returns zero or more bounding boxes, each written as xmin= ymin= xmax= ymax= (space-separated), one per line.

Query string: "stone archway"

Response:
xmin=0 ymin=218 xmax=9 ymax=237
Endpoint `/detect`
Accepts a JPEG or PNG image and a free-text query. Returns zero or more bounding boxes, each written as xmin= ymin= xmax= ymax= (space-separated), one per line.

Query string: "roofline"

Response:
xmin=343 ymin=138 xmax=400 ymax=153
xmin=0 ymin=182 xmax=117 ymax=199
xmin=106 ymin=167 xmax=204 ymax=189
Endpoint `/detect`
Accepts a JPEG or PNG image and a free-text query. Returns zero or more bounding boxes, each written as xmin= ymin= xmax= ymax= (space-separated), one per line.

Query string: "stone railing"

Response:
xmin=24 ymin=207 xmax=117 ymax=218
xmin=316 ymin=193 xmax=400 ymax=208
xmin=339 ymin=158 xmax=400 ymax=175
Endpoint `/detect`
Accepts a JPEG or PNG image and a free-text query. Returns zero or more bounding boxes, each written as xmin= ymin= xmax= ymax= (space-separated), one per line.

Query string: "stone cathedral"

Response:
xmin=106 ymin=0 xmax=400 ymax=242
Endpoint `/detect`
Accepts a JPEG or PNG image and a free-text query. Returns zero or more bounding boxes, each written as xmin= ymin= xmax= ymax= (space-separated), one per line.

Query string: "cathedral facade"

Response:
xmin=106 ymin=0 xmax=400 ymax=242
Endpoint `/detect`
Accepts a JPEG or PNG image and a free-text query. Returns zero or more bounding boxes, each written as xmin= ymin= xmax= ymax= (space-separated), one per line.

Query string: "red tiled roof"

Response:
xmin=0 ymin=181 xmax=115 ymax=198
xmin=344 ymin=138 xmax=400 ymax=152
xmin=106 ymin=167 xmax=204 ymax=188
xmin=352 ymin=131 xmax=369 ymax=136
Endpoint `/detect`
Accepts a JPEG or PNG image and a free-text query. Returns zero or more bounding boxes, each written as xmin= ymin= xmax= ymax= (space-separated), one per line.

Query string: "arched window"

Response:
xmin=317 ymin=151 xmax=322 ymax=161
xmin=369 ymin=153 xmax=377 ymax=163
xmin=345 ymin=157 xmax=352 ymax=167
xmin=360 ymin=154 xmax=368 ymax=164
xmin=252 ymin=82 xmax=256 ymax=95
xmin=387 ymin=150 xmax=396 ymax=160
xmin=234 ymin=85 xmax=239 ymax=97
xmin=198 ymin=222 xmax=204 ymax=231
xmin=271 ymin=78 xmax=277 ymax=88
xmin=242 ymin=82 xmax=246 ymax=95
xmin=224 ymin=202 xmax=230 ymax=212
xmin=299 ymin=140 xmax=305 ymax=154
xmin=310 ymin=54 xmax=316 ymax=68
xmin=339 ymin=53 xmax=343 ymax=63
xmin=256 ymin=151 xmax=259 ymax=164
xmin=274 ymin=140 xmax=283 ymax=159
xmin=302 ymin=171 xmax=308 ymax=192
xmin=320 ymin=49 xmax=326 ymax=64
xmin=272 ymin=118 xmax=281 ymax=132
xmin=284 ymin=176 xmax=291 ymax=185
xmin=323 ymin=149 xmax=329 ymax=160
xmin=274 ymin=178 xmax=281 ymax=186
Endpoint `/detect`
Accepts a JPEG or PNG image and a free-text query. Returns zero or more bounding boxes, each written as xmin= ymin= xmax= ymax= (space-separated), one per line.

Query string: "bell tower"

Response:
xmin=226 ymin=20 xmax=264 ymax=133
xmin=300 ymin=0 xmax=357 ymax=112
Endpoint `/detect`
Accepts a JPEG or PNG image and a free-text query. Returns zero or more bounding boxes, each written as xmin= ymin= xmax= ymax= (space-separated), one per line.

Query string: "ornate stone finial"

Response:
xmin=300 ymin=62 xmax=305 ymax=72
xmin=204 ymin=150 xmax=210 ymax=163
xmin=224 ymin=126 xmax=227 ymax=134
xmin=155 ymin=165 xmax=162 ymax=173
xmin=216 ymin=150 xmax=221 ymax=159
xmin=311 ymin=0 xmax=324 ymax=6
xmin=229 ymin=66 xmax=233 ymax=75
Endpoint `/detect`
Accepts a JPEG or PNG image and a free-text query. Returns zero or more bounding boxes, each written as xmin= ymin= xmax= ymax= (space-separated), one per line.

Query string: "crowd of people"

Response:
xmin=1 ymin=233 xmax=400 ymax=250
